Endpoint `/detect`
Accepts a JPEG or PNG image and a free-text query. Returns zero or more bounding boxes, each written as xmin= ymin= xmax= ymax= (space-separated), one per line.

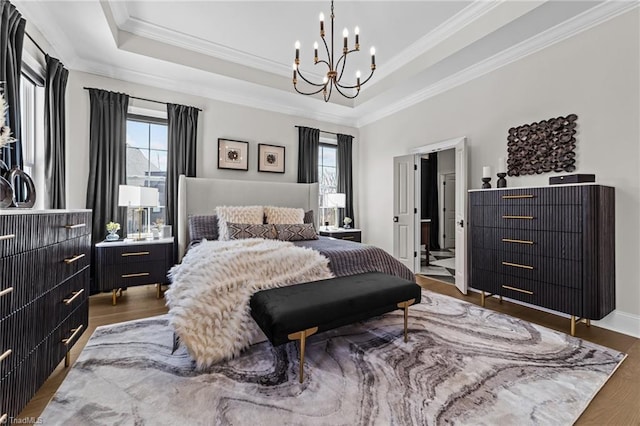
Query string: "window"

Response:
xmin=20 ymin=74 xmax=37 ymax=177
xmin=318 ymin=142 xmax=337 ymax=227
xmin=126 ymin=115 xmax=168 ymax=233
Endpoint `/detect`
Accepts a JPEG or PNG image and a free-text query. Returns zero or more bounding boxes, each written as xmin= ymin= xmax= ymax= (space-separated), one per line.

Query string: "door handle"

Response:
xmin=457 ymin=219 xmax=464 ymax=228
xmin=393 ymin=216 xmax=399 ymax=222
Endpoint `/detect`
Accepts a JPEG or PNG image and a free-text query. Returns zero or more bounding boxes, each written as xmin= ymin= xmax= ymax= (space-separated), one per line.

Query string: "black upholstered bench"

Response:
xmin=250 ymin=271 xmax=422 ymax=382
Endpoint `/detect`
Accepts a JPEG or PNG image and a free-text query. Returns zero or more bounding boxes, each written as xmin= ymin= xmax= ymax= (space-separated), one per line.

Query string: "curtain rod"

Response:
xmin=294 ymin=125 xmax=339 ymax=136
xmin=83 ymin=87 xmax=203 ymax=111
xmin=25 ymin=32 xmax=46 ymax=56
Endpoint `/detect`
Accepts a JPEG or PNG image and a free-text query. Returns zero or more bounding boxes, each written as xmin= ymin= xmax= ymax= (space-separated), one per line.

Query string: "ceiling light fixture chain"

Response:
xmin=293 ymin=0 xmax=376 ymax=102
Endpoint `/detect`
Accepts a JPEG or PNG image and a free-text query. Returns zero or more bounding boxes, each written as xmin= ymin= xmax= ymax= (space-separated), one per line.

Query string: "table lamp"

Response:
xmin=325 ymin=193 xmax=346 ymax=228
xmin=118 ymin=185 xmax=159 ymax=240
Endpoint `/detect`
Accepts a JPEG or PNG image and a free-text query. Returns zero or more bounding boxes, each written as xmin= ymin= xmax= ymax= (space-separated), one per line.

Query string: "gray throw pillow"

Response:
xmin=189 ymin=215 xmax=219 ymax=242
xmin=274 ymin=223 xmax=319 ymax=241
xmin=228 ymin=223 xmax=277 ymax=240
xmin=303 ymin=210 xmax=314 ymax=225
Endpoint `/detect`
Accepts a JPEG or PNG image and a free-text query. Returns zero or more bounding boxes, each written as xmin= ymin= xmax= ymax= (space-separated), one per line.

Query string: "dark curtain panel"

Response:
xmin=423 ymin=153 xmax=440 ymax=251
xmin=86 ymin=89 xmax=129 ymax=247
xmin=44 ymin=55 xmax=69 ymax=209
xmin=166 ymin=103 xmax=198 ymax=236
xmin=296 ymin=126 xmax=319 ymax=183
xmin=0 ymin=1 xmax=25 ymax=170
xmin=336 ymin=133 xmax=354 ymax=226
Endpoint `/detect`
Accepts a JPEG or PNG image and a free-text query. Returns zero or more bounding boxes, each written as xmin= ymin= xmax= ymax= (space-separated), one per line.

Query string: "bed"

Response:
xmin=170 ymin=176 xmax=414 ymax=368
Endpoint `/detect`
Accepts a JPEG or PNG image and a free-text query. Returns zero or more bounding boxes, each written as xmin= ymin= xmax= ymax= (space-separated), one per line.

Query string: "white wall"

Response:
xmin=65 ymin=71 xmax=359 ymax=216
xmin=358 ymin=10 xmax=640 ymax=327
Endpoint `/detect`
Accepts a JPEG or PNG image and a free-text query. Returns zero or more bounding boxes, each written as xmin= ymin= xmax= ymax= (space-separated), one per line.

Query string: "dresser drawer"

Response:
xmin=53 ymin=212 xmax=92 ymax=242
xmin=0 ymin=314 xmax=14 ymax=380
xmin=98 ymin=260 xmax=170 ymax=291
xmin=479 ymin=228 xmax=582 ymax=260
xmin=498 ymin=274 xmax=582 ymax=316
xmin=483 ymin=205 xmax=581 ymax=232
xmin=49 ymin=235 xmax=91 ymax=288
xmin=98 ymin=242 xmax=172 ymax=265
xmin=482 ymin=186 xmax=583 ymax=206
xmin=50 ymin=268 xmax=89 ymax=326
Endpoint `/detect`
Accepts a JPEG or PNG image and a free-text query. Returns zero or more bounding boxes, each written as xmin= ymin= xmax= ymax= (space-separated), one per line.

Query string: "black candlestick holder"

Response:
xmin=482 ymin=177 xmax=491 ymax=189
xmin=497 ymin=173 xmax=507 ymax=188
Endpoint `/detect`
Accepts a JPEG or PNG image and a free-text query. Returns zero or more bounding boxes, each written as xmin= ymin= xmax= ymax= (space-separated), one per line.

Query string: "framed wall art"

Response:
xmin=218 ymin=138 xmax=249 ymax=171
xmin=258 ymin=144 xmax=285 ymax=173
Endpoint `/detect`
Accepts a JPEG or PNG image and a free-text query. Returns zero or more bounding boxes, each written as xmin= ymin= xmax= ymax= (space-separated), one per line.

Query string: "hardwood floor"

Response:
xmin=18 ymin=279 xmax=640 ymax=425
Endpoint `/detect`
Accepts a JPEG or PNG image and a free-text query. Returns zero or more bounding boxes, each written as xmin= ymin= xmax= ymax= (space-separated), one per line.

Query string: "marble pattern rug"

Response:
xmin=41 ymin=290 xmax=625 ymax=426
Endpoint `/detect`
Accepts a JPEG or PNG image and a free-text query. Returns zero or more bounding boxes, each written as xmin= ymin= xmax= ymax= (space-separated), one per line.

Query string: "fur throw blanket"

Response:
xmin=165 ymin=239 xmax=333 ymax=369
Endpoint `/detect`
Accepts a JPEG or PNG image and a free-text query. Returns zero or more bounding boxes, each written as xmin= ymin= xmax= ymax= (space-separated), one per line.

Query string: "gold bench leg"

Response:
xmin=397 ymin=298 xmax=416 ymax=343
xmin=156 ymin=284 xmax=162 ymax=299
xmin=288 ymin=326 xmax=318 ymax=383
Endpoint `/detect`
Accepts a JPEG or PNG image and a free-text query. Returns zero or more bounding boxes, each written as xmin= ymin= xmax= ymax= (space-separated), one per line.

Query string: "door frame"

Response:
xmin=410 ymin=136 xmax=468 ymax=293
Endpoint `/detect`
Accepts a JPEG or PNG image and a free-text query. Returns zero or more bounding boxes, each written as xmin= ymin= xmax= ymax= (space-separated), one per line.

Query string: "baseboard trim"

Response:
xmin=468 ymin=288 xmax=640 ymax=338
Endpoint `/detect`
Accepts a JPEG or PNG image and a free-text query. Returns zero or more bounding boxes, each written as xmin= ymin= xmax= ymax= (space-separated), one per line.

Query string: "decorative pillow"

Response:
xmin=216 ymin=206 xmax=264 ymax=240
xmin=227 ymin=223 xmax=277 ymax=240
xmin=264 ymin=206 xmax=305 ymax=224
xmin=188 ymin=215 xmax=219 ymax=242
xmin=303 ymin=210 xmax=314 ymax=225
xmin=274 ymin=223 xmax=319 ymax=241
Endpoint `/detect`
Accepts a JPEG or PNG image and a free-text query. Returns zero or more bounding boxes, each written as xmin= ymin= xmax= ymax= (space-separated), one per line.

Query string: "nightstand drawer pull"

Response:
xmin=121 ymin=251 xmax=150 ymax=257
xmin=0 ymin=287 xmax=13 ymax=298
xmin=122 ymin=272 xmax=150 ymax=278
xmin=502 ymin=261 xmax=534 ymax=270
xmin=63 ymin=289 xmax=85 ymax=305
xmin=62 ymin=325 xmax=84 ymax=345
xmin=502 ymin=285 xmax=534 ymax=295
xmin=64 ymin=253 xmax=86 ymax=264
xmin=502 ymin=238 xmax=534 ymax=245
xmin=0 ymin=349 xmax=12 ymax=363
xmin=502 ymin=195 xmax=534 ymax=199
xmin=342 ymin=236 xmax=355 ymax=240
xmin=0 ymin=233 xmax=15 ymax=241
xmin=502 ymin=215 xmax=534 ymax=220
xmin=65 ymin=223 xmax=86 ymax=229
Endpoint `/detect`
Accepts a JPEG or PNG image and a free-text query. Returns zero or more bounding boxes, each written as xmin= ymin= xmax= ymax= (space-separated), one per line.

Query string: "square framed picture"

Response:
xmin=218 ymin=139 xmax=249 ymax=171
xmin=258 ymin=144 xmax=285 ymax=173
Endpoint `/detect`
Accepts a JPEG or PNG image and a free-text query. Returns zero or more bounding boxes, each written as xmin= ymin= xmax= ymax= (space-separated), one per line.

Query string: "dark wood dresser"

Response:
xmin=0 ymin=209 xmax=92 ymax=420
xmin=94 ymin=237 xmax=174 ymax=304
xmin=469 ymin=185 xmax=615 ymax=335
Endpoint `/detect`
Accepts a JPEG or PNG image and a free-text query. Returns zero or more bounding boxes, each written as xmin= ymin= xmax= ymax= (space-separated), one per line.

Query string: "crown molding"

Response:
xmin=373 ymin=0 xmax=502 ymax=82
xmin=356 ymin=1 xmax=639 ymax=127
xmin=73 ymin=58 xmax=359 ymax=128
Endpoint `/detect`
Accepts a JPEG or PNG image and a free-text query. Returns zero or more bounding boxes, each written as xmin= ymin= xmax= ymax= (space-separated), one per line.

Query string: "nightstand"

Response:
xmin=94 ymin=237 xmax=174 ymax=305
xmin=319 ymin=228 xmax=361 ymax=243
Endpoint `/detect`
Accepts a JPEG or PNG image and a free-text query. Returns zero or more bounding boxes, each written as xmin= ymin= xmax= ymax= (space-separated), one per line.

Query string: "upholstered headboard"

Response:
xmin=177 ymin=175 xmax=319 ymax=260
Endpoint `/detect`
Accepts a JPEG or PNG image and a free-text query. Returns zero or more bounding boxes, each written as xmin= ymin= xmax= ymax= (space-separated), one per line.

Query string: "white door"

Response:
xmin=454 ymin=143 xmax=468 ymax=294
xmin=443 ymin=173 xmax=456 ymax=249
xmin=393 ymin=155 xmax=416 ymax=272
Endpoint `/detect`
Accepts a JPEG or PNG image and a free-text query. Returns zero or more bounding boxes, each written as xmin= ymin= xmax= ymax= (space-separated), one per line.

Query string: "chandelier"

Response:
xmin=292 ymin=1 xmax=376 ymax=102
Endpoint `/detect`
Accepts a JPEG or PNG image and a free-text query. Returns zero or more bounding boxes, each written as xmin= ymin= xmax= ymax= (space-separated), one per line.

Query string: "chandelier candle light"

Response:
xmin=293 ymin=1 xmax=376 ymax=102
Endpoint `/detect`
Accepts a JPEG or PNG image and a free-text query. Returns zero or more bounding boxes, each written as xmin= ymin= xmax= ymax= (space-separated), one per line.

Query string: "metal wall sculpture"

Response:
xmin=507 ymin=114 xmax=578 ymax=176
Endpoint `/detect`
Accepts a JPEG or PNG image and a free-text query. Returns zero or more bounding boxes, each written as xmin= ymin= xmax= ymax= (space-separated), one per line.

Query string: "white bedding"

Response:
xmin=165 ymin=238 xmax=333 ymax=369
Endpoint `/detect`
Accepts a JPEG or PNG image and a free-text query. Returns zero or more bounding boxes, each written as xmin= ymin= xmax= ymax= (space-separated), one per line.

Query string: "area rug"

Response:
xmin=40 ymin=290 xmax=625 ymax=426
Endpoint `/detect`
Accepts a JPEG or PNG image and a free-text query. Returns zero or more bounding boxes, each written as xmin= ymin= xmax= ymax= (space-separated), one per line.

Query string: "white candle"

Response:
xmin=483 ymin=166 xmax=491 ymax=178
xmin=497 ymin=157 xmax=506 ymax=174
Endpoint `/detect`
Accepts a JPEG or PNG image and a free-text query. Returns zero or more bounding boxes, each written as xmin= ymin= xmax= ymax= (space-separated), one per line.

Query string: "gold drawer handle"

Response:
xmin=502 ymin=215 xmax=534 ymax=220
xmin=122 ymin=272 xmax=150 ymax=278
xmin=502 ymin=195 xmax=534 ymax=199
xmin=63 ymin=289 xmax=85 ymax=305
xmin=122 ymin=251 xmax=150 ymax=257
xmin=342 ymin=236 xmax=355 ymax=240
xmin=502 ymin=285 xmax=534 ymax=295
xmin=0 ymin=287 xmax=13 ymax=298
xmin=0 ymin=413 xmax=6 ymax=424
xmin=0 ymin=349 xmax=12 ymax=363
xmin=0 ymin=233 xmax=15 ymax=241
xmin=502 ymin=261 xmax=534 ymax=270
xmin=65 ymin=223 xmax=86 ymax=229
xmin=502 ymin=238 xmax=534 ymax=245
xmin=64 ymin=253 xmax=86 ymax=264
xmin=62 ymin=324 xmax=84 ymax=345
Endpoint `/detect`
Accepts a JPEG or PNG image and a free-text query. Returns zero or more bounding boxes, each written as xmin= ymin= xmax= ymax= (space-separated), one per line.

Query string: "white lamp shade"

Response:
xmin=118 ymin=185 xmax=159 ymax=208
xmin=325 ymin=193 xmax=346 ymax=208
